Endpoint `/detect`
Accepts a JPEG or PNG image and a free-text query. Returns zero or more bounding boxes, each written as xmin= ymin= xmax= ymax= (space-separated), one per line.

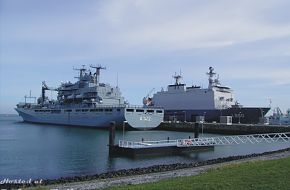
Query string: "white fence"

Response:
xmin=118 ymin=133 xmax=290 ymax=149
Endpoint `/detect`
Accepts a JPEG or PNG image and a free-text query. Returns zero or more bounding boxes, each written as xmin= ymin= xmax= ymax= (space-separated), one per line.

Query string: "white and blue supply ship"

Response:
xmin=143 ymin=67 xmax=270 ymax=124
xmin=16 ymin=65 xmax=164 ymax=130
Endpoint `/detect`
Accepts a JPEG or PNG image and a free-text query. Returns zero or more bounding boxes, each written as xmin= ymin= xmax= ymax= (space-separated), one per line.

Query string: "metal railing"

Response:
xmin=177 ymin=133 xmax=290 ymax=147
xmin=126 ymin=105 xmax=163 ymax=109
xmin=119 ymin=139 xmax=177 ymax=148
xmin=118 ymin=133 xmax=290 ymax=149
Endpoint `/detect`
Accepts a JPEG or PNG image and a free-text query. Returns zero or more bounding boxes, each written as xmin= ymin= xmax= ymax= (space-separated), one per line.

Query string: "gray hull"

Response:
xmin=15 ymin=107 xmax=164 ymax=130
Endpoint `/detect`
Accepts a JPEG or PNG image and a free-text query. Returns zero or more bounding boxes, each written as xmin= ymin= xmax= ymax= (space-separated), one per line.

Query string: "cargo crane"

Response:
xmin=41 ymin=81 xmax=57 ymax=105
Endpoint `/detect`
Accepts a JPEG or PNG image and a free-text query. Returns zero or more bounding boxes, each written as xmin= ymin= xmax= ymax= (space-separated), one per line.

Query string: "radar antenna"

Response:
xmin=73 ymin=65 xmax=87 ymax=80
xmin=173 ymin=72 xmax=182 ymax=85
xmin=90 ymin=65 xmax=106 ymax=85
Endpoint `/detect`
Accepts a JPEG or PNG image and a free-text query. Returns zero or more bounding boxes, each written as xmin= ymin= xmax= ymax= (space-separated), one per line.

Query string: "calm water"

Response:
xmin=0 ymin=115 xmax=289 ymax=180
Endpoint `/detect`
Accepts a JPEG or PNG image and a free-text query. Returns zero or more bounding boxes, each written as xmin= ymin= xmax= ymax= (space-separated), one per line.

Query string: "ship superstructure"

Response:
xmin=144 ymin=67 xmax=270 ymax=124
xmin=16 ymin=65 xmax=164 ymax=129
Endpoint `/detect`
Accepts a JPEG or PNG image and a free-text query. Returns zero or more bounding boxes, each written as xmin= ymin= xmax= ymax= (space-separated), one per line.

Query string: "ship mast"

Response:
xmin=207 ymin=66 xmax=216 ymax=89
xmin=173 ymin=72 xmax=182 ymax=85
xmin=73 ymin=65 xmax=86 ymax=81
xmin=90 ymin=65 xmax=106 ymax=85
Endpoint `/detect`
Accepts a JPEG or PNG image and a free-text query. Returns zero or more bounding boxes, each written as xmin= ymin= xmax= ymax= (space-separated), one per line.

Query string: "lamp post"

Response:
xmin=260 ymin=108 xmax=264 ymax=118
xmin=201 ymin=112 xmax=206 ymax=136
xmin=174 ymin=112 xmax=177 ymax=123
xmin=238 ymin=112 xmax=241 ymax=124
xmin=122 ymin=121 xmax=127 ymax=141
xmin=183 ymin=111 xmax=186 ymax=122
xmin=260 ymin=109 xmax=265 ymax=124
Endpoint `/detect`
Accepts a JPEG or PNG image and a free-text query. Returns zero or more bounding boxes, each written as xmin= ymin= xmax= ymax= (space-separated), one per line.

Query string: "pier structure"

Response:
xmin=111 ymin=133 xmax=290 ymax=157
xmin=108 ymin=121 xmax=213 ymax=156
xmin=108 ymin=119 xmax=290 ymax=156
xmin=177 ymin=132 xmax=290 ymax=147
xmin=118 ymin=132 xmax=290 ymax=149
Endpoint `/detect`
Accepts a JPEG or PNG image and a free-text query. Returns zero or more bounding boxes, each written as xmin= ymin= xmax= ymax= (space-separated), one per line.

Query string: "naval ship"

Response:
xmin=15 ymin=65 xmax=164 ymax=130
xmin=143 ymin=67 xmax=270 ymax=124
xmin=269 ymin=107 xmax=290 ymax=125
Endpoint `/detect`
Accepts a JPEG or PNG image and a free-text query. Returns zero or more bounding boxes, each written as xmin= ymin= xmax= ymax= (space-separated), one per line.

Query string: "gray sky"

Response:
xmin=1 ymin=0 xmax=290 ymax=114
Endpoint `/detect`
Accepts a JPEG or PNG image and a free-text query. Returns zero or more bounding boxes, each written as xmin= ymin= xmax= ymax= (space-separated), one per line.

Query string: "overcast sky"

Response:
xmin=1 ymin=0 xmax=290 ymax=114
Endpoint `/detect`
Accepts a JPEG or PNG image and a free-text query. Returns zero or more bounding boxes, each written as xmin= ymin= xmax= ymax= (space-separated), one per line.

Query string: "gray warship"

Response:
xmin=15 ymin=65 xmax=164 ymax=130
xmin=144 ymin=67 xmax=270 ymax=124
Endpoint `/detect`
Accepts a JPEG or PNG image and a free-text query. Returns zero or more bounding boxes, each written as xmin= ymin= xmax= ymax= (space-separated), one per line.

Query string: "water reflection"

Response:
xmin=0 ymin=115 xmax=289 ymax=180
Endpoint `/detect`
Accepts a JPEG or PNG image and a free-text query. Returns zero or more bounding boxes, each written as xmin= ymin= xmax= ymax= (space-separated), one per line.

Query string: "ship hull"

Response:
xmin=15 ymin=108 xmax=125 ymax=127
xmin=164 ymin=107 xmax=270 ymax=124
xmin=15 ymin=107 xmax=164 ymax=130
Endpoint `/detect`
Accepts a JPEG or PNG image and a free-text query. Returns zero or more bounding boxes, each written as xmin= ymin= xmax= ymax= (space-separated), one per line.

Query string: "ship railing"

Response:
xmin=30 ymin=103 xmax=163 ymax=110
xmin=126 ymin=105 xmax=163 ymax=109
xmin=45 ymin=104 xmax=127 ymax=109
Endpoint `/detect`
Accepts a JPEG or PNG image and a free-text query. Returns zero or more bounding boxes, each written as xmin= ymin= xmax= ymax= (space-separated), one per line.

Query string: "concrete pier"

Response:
xmin=157 ymin=122 xmax=290 ymax=135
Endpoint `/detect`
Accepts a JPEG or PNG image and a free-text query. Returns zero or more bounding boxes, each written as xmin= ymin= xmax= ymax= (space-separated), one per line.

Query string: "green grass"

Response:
xmin=107 ymin=157 xmax=290 ymax=190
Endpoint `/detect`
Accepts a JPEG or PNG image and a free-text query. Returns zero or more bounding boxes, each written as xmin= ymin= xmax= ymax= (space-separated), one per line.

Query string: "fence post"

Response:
xmin=109 ymin=121 xmax=116 ymax=156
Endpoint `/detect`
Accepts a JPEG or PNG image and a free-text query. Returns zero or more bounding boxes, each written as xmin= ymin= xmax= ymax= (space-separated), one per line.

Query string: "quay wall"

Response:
xmin=157 ymin=122 xmax=290 ymax=135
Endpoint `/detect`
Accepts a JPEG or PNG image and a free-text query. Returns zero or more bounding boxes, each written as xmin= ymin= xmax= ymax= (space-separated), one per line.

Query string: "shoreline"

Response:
xmin=9 ymin=147 xmax=289 ymax=189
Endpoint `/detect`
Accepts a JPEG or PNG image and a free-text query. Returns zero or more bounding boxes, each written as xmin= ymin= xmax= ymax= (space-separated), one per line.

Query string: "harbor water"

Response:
xmin=1 ymin=114 xmax=289 ymax=180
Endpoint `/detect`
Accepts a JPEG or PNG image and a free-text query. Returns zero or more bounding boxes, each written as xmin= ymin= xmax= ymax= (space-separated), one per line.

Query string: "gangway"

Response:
xmin=177 ymin=133 xmax=290 ymax=147
xmin=118 ymin=133 xmax=290 ymax=149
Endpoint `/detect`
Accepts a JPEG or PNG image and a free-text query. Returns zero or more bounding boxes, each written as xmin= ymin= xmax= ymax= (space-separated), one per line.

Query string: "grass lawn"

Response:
xmin=107 ymin=156 xmax=290 ymax=190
